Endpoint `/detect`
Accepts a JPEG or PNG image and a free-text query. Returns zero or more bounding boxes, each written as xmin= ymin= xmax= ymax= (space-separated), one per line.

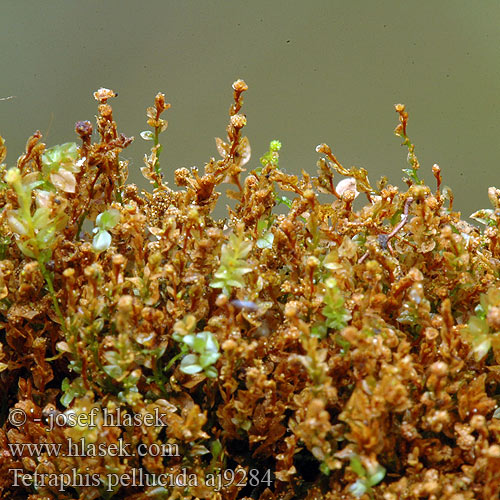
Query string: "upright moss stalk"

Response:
xmin=5 ymin=167 xmax=67 ymax=330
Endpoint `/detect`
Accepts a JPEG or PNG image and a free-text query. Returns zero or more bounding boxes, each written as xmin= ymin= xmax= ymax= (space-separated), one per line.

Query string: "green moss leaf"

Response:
xmin=180 ymin=354 xmax=203 ymax=374
xmin=470 ymin=209 xmax=495 ymax=226
xmin=96 ymin=209 xmax=121 ymax=230
xmin=140 ymin=130 xmax=154 ymax=141
xmin=199 ymin=351 xmax=220 ymax=368
xmin=103 ymin=364 xmax=124 ymax=380
xmin=204 ymin=366 xmax=218 ymax=378
xmin=42 ymin=142 xmax=78 ymax=174
xmin=257 ymin=231 xmax=274 ymax=249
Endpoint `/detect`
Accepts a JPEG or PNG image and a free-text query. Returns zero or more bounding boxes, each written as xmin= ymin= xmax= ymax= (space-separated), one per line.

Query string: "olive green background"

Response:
xmin=1 ymin=1 xmax=499 ymax=219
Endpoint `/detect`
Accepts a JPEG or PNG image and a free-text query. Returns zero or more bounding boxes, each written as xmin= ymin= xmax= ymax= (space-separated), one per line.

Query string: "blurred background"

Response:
xmin=1 ymin=0 xmax=500 ymax=219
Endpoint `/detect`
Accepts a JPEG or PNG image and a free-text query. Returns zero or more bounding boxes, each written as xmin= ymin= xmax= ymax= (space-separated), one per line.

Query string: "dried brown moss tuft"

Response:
xmin=0 ymin=81 xmax=499 ymax=499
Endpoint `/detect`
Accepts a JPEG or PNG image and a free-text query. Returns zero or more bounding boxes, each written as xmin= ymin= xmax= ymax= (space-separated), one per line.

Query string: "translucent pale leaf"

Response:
xmin=92 ymin=230 xmax=112 ymax=252
xmin=50 ymin=170 xmax=76 ymax=193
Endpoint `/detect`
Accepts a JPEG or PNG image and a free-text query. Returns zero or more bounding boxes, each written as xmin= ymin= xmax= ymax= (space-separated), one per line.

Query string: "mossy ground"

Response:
xmin=0 ymin=81 xmax=499 ymax=499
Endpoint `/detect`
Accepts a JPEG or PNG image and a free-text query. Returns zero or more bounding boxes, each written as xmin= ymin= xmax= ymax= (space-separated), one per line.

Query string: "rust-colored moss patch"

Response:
xmin=0 ymin=81 xmax=499 ymax=499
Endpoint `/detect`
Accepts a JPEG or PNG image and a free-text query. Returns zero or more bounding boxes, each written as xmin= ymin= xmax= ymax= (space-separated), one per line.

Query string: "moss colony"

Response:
xmin=0 ymin=81 xmax=500 ymax=500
